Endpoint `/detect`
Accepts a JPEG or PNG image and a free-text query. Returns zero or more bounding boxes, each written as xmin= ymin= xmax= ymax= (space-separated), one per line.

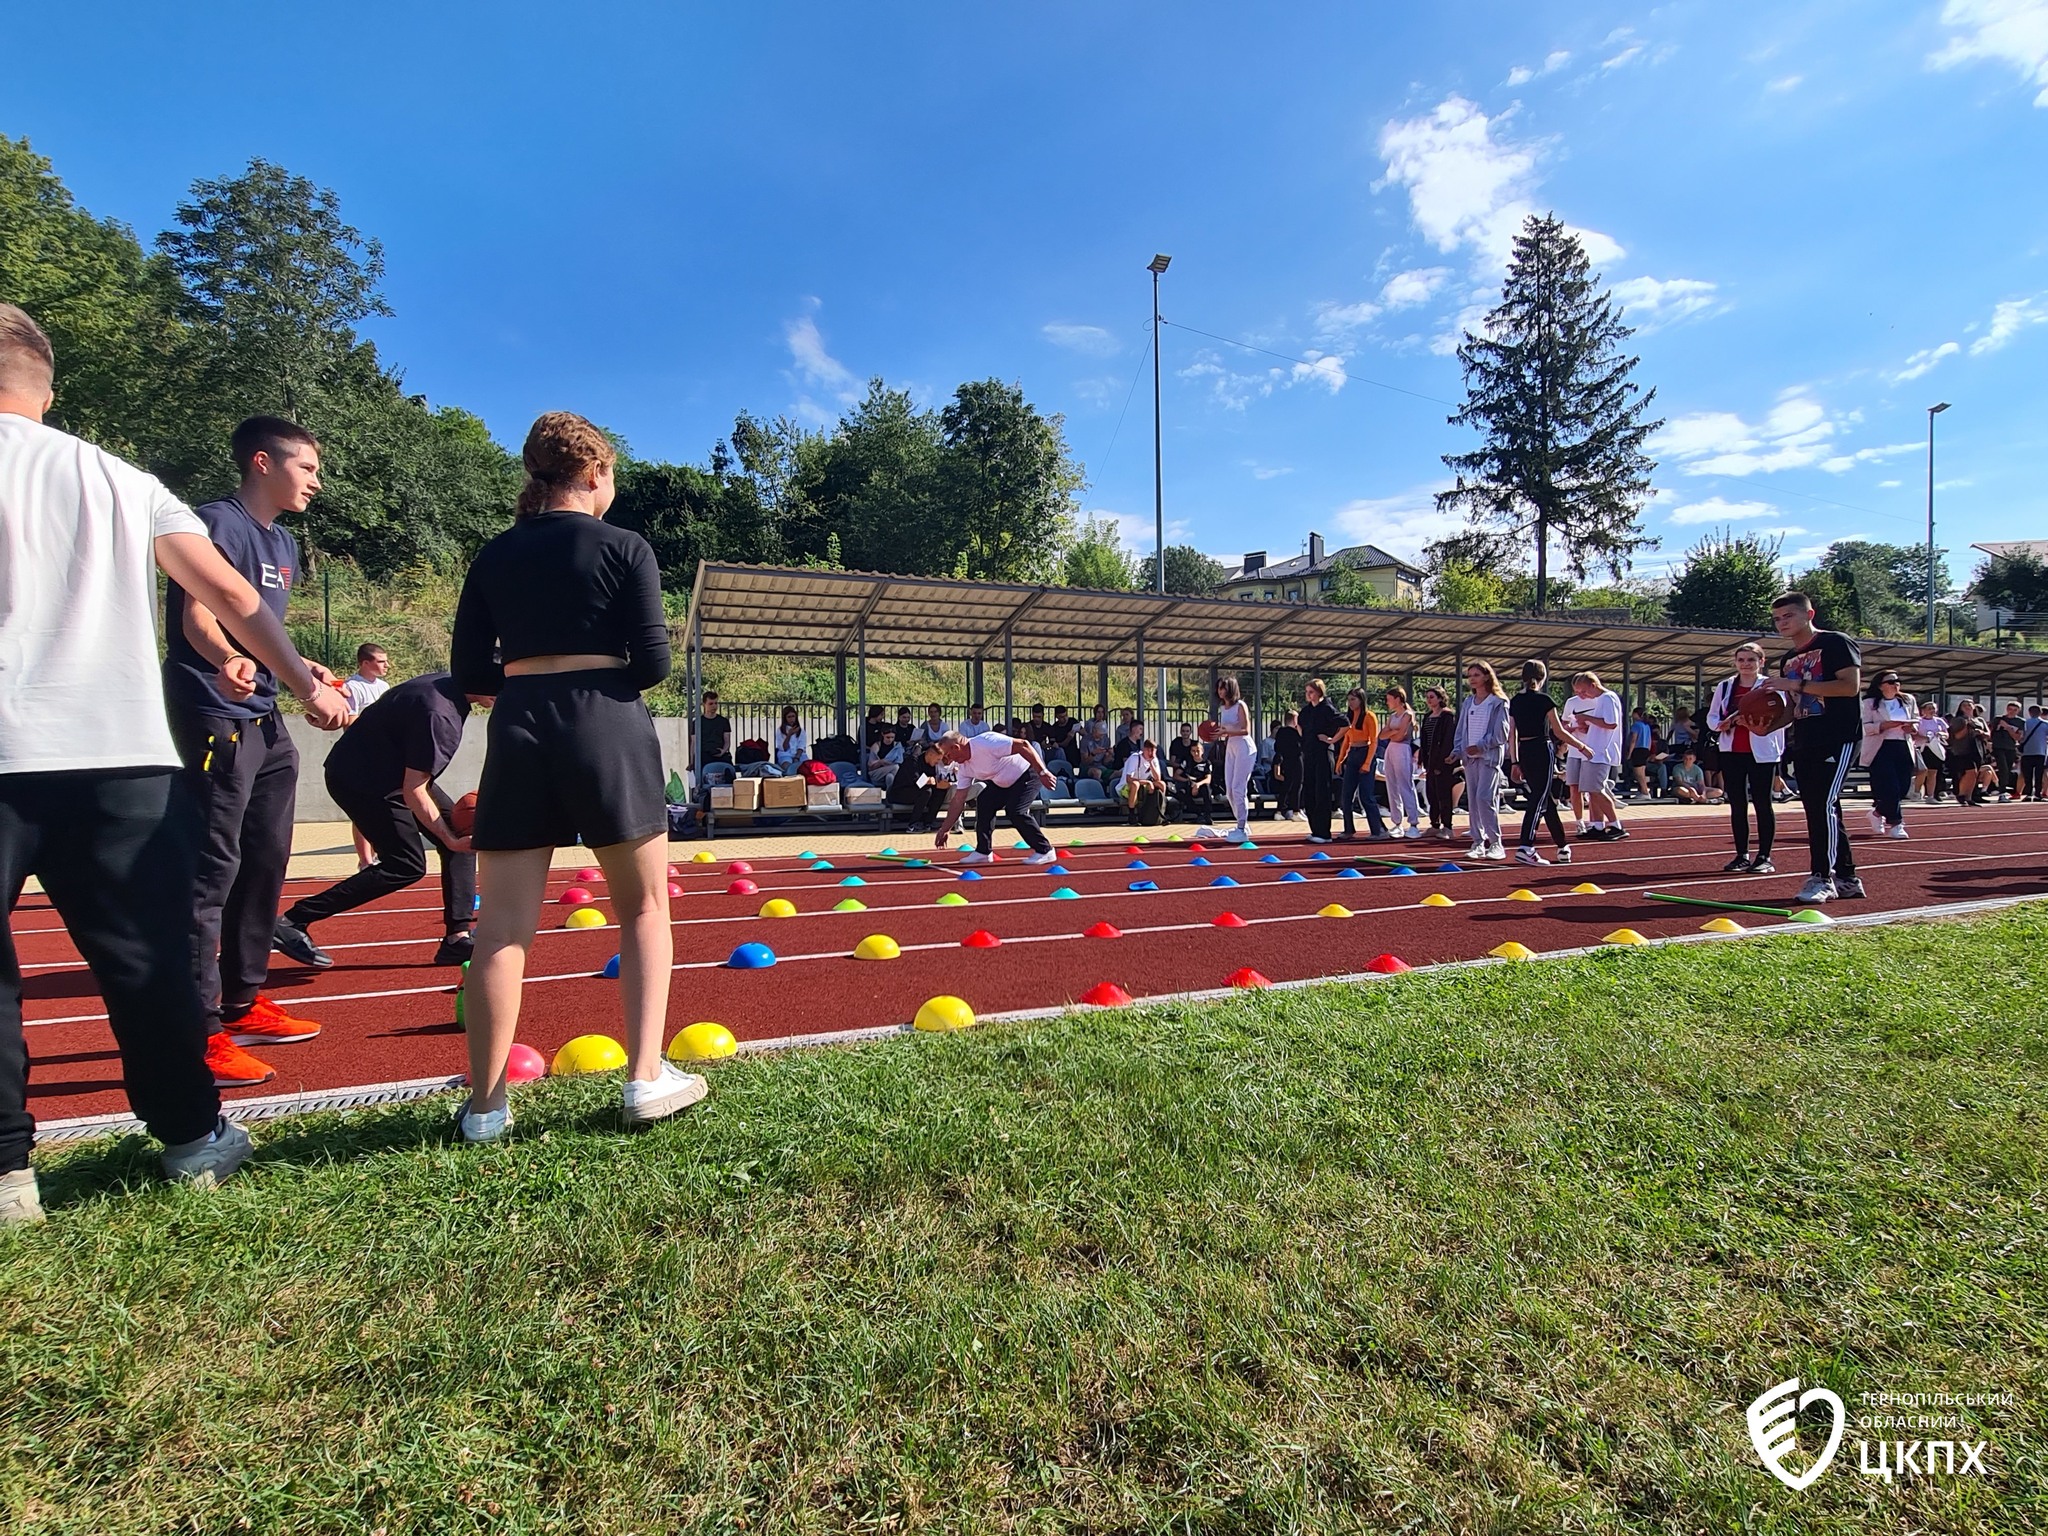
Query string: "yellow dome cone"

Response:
xmin=914 ymin=995 xmax=976 ymax=1032
xmin=690 ymin=851 xmax=716 ymax=864
xmin=1419 ymin=892 xmax=1456 ymax=908
xmin=853 ymin=934 xmax=902 ymax=960
xmin=551 ymin=1033 xmax=626 ymax=1075
xmin=758 ymin=898 xmax=797 ymax=918
xmin=563 ymin=907 xmax=606 ymax=929
xmin=667 ymin=1022 xmax=738 ymax=1061
xmin=1700 ymin=916 xmax=1746 ymax=934
xmin=1489 ymin=941 xmax=1537 ymax=961
xmin=1570 ymin=882 xmax=1604 ymax=895
xmin=1506 ymin=888 xmax=1541 ymax=902
xmin=1317 ymin=903 xmax=1353 ymax=918
xmin=1602 ymin=928 xmax=1649 ymax=945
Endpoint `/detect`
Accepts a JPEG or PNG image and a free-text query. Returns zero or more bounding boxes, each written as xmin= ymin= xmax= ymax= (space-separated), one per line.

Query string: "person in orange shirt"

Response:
xmin=1334 ymin=688 xmax=1388 ymax=840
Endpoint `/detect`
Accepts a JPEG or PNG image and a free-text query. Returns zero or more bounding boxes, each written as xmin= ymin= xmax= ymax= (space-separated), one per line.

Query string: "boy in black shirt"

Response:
xmin=1762 ymin=591 xmax=1863 ymax=902
xmin=1507 ymin=660 xmax=1588 ymax=865
xmin=276 ymin=673 xmax=489 ymax=966
xmin=694 ymin=690 xmax=732 ymax=768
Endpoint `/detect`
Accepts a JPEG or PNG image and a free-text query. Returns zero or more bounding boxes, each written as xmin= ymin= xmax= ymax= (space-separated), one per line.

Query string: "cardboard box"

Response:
xmin=806 ymin=783 xmax=843 ymax=809
xmin=844 ymin=785 xmax=885 ymax=808
xmin=711 ymin=778 xmax=759 ymax=811
xmin=759 ymin=775 xmax=808 ymax=810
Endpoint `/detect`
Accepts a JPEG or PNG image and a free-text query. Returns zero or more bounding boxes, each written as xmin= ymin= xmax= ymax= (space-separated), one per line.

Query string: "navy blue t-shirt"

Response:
xmin=324 ymin=673 xmax=470 ymax=795
xmin=163 ymin=496 xmax=301 ymax=719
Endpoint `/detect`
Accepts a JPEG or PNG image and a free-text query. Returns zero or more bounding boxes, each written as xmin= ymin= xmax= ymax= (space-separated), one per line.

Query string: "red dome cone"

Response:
xmin=726 ymin=860 xmax=752 ymax=875
xmin=1211 ymin=911 xmax=1247 ymax=928
xmin=1081 ymin=981 xmax=1133 ymax=1006
xmin=725 ymin=878 xmax=758 ymax=896
xmin=1366 ymin=953 xmax=1412 ymax=974
xmin=1225 ymin=967 xmax=1271 ymax=988
xmin=1083 ymin=920 xmax=1122 ymax=939
xmin=961 ymin=929 xmax=1002 ymax=948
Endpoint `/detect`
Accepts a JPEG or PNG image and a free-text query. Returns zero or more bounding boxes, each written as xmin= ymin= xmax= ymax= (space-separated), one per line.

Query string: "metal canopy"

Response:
xmin=685 ymin=561 xmax=2048 ymax=696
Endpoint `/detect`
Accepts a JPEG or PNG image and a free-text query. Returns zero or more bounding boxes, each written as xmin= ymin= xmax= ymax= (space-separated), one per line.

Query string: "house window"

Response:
xmin=1286 ymin=586 xmax=1303 ymax=602
xmin=1319 ymin=576 xmax=1333 ymax=590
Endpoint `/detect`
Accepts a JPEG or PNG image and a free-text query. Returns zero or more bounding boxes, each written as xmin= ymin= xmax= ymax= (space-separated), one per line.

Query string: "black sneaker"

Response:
xmin=1749 ymin=857 xmax=1777 ymax=875
xmin=1605 ymin=825 xmax=1631 ymax=840
xmin=432 ymin=932 xmax=475 ymax=967
xmin=272 ymin=916 xmax=332 ymax=969
xmin=1723 ymin=854 xmax=1752 ymax=872
xmin=1834 ymin=876 xmax=1866 ymax=900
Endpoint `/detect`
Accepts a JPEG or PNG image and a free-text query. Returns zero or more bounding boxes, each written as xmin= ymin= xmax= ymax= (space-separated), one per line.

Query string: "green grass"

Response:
xmin=6 ymin=911 xmax=2046 ymax=1534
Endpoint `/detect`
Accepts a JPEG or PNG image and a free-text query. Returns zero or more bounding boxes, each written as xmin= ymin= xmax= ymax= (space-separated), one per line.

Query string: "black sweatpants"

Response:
xmin=1303 ymin=748 xmax=1336 ymax=839
xmin=1274 ymin=756 xmax=1302 ymax=816
xmin=169 ymin=707 xmax=299 ymax=1027
xmin=1515 ymin=741 xmax=1569 ymax=850
xmin=1722 ymin=751 xmax=1776 ymax=860
xmin=286 ymin=775 xmax=475 ymax=934
xmin=974 ymin=777 xmax=1051 ymax=855
xmin=2024 ymin=754 xmax=2046 ymax=799
xmin=0 ymin=770 xmax=220 ymax=1171
xmin=1425 ymin=763 xmax=1459 ymax=830
xmin=1792 ymin=740 xmax=1857 ymax=884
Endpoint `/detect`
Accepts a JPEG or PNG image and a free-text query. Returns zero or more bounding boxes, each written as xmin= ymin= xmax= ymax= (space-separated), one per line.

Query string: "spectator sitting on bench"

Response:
xmin=1668 ymin=746 xmax=1712 ymax=804
xmin=1168 ymin=721 xmax=1197 ymax=777
xmin=1112 ymin=719 xmax=1147 ymax=775
xmin=866 ymin=725 xmax=904 ymax=788
xmin=1175 ymin=737 xmax=1219 ymax=822
xmin=913 ymin=702 xmax=950 ymax=752
xmin=1116 ymin=738 xmax=1169 ymax=825
xmin=1076 ymin=705 xmax=1113 ymax=783
xmin=773 ymin=706 xmax=808 ymax=771
xmin=1045 ymin=705 xmax=1077 ymax=768
xmin=886 ymin=743 xmax=950 ymax=831
xmin=894 ymin=705 xmax=916 ymax=746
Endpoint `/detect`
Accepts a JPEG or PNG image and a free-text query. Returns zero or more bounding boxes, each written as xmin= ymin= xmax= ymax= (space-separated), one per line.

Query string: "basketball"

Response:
xmin=447 ymin=791 xmax=478 ymax=837
xmin=1197 ymin=720 xmax=1221 ymax=743
xmin=1734 ymin=688 xmax=1796 ymax=735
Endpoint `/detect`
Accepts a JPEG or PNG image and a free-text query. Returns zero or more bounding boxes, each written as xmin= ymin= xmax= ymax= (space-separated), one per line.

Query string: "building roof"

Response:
xmin=1220 ymin=542 xmax=1420 ymax=585
xmin=684 ymin=562 xmax=2048 ymax=694
xmin=1973 ymin=540 xmax=2048 ymax=563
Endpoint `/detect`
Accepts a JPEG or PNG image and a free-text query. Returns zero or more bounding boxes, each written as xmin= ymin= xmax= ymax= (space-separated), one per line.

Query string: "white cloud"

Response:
xmin=1888 ymin=340 xmax=1960 ymax=382
xmin=1289 ymin=352 xmax=1347 ymax=393
xmin=1431 ymin=296 xmax=1497 ymax=356
xmin=1244 ymin=460 xmax=1294 ymax=480
xmin=1180 ymin=343 xmax=1348 ymax=409
xmin=1603 ymin=45 xmax=1644 ymax=69
xmin=1610 ymin=275 xmax=1721 ymax=331
xmin=1766 ymin=73 xmax=1805 ymax=91
xmin=1818 ymin=441 xmax=1923 ymax=474
xmin=1086 ymin=506 xmax=1189 ymax=556
xmin=1970 ymin=293 xmax=2048 ymax=353
xmin=1877 ymin=479 xmax=1902 ymax=488
xmin=1379 ymin=266 xmax=1451 ymax=307
xmin=783 ymin=300 xmax=859 ymax=423
xmin=1504 ymin=49 xmax=1571 ymax=86
xmin=1545 ymin=49 xmax=1572 ymax=72
xmin=1651 ymin=390 xmax=1847 ymax=476
xmin=1311 ymin=299 xmax=1381 ymax=338
xmin=1505 ymin=65 xmax=1534 ymax=86
xmin=1663 ymin=495 xmax=1786 ymax=526
xmin=1376 ymin=96 xmax=1624 ymax=277
xmin=1327 ymin=482 xmax=1462 ymax=561
xmin=1042 ymin=322 xmax=1121 ymax=355
xmin=1929 ymin=0 xmax=2048 ymax=107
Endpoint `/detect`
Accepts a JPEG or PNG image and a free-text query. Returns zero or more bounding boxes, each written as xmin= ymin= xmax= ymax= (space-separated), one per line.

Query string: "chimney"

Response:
xmin=1308 ymin=531 xmax=1325 ymax=566
xmin=1242 ymin=551 xmax=1266 ymax=575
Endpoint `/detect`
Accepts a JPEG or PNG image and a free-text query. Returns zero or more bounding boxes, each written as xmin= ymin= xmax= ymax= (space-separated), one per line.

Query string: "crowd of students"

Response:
xmin=3 ymin=296 xmax=2042 ymax=1222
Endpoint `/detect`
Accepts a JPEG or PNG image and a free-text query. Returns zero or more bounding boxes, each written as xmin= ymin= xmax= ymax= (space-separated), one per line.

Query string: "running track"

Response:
xmin=16 ymin=804 xmax=2048 ymax=1131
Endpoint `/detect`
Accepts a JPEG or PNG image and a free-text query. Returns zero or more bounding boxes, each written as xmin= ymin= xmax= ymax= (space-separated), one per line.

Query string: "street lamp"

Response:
xmin=1926 ymin=401 xmax=1949 ymax=644
xmin=1149 ymin=254 xmax=1171 ymax=740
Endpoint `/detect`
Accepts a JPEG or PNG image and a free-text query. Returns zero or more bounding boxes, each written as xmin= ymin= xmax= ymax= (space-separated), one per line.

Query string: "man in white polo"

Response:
xmin=924 ymin=730 xmax=1060 ymax=864
xmin=1562 ymin=670 xmax=1627 ymax=840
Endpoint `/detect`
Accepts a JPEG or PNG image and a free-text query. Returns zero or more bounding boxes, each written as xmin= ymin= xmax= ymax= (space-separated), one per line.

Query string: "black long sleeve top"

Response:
xmin=451 ymin=512 xmax=671 ymax=694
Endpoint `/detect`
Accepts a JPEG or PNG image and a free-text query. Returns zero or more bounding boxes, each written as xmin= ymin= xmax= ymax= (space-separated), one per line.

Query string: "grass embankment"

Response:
xmin=7 ymin=912 xmax=2045 ymax=1534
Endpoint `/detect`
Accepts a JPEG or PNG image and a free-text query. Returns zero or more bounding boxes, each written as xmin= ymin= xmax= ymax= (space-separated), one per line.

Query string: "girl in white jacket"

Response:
xmin=1703 ymin=642 xmax=1787 ymax=873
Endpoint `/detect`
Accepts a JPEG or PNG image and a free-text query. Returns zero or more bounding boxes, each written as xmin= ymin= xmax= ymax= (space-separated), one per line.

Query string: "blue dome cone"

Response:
xmin=1189 ymin=856 xmax=1213 ymax=867
xmin=1279 ymin=870 xmax=1307 ymax=882
xmin=1337 ymin=867 xmax=1364 ymax=879
xmin=601 ymin=953 xmax=621 ymax=979
xmin=1438 ymin=861 xmax=1465 ymax=873
xmin=957 ymin=868 xmax=983 ymax=881
xmin=1129 ymin=879 xmax=1159 ymax=892
xmin=1259 ymin=853 xmax=1282 ymax=864
xmin=727 ymin=942 xmax=776 ymax=969
xmin=1126 ymin=858 xmax=1150 ymax=869
xmin=1210 ymin=874 xmax=1240 ymax=887
xmin=1389 ymin=865 xmax=1417 ymax=876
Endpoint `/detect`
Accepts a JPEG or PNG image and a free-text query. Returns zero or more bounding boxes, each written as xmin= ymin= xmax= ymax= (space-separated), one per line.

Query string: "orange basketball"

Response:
xmin=1734 ymin=688 xmax=1796 ymax=735
xmin=1197 ymin=720 xmax=1221 ymax=743
xmin=447 ymin=792 xmax=479 ymax=837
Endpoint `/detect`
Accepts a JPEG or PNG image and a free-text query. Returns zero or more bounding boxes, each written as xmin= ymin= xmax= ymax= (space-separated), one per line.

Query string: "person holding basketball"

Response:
xmin=1704 ymin=641 xmax=1785 ymax=873
xmin=450 ymin=412 xmax=706 ymax=1143
xmin=275 ymin=672 xmax=490 ymax=968
xmin=1760 ymin=591 xmax=1863 ymax=903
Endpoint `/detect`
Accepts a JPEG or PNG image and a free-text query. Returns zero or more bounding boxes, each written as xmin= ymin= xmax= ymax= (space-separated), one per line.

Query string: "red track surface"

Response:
xmin=16 ymin=805 xmax=2048 ymax=1125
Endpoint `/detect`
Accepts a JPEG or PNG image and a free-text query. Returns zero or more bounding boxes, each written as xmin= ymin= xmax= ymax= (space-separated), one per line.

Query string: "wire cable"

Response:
xmin=1089 ymin=328 xmax=1153 ymax=479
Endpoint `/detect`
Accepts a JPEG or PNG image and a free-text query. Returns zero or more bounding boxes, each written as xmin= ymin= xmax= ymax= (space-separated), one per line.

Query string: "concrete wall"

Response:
xmin=283 ymin=715 xmax=694 ymax=821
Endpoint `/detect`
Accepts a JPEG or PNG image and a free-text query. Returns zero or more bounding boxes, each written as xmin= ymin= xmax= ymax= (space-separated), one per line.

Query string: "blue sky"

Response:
xmin=8 ymin=1 xmax=2046 ymax=587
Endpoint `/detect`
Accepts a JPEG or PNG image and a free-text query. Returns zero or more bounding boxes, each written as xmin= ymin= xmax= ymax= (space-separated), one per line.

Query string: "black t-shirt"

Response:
xmin=1273 ymin=724 xmax=1302 ymax=763
xmin=1508 ymin=689 xmax=1557 ymax=744
xmin=1780 ymin=628 xmax=1862 ymax=747
xmin=162 ymin=497 xmax=301 ymax=720
xmin=1112 ymin=732 xmax=1146 ymax=769
xmin=325 ymin=673 xmax=470 ymax=795
xmin=451 ymin=512 xmax=670 ymax=694
xmin=696 ymin=712 xmax=731 ymax=762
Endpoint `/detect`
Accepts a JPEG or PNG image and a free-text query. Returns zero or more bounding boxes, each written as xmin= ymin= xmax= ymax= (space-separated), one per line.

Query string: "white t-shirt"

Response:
xmin=962 ymin=735 xmax=1030 ymax=787
xmin=961 ymin=714 xmax=994 ymax=738
xmin=342 ymin=672 xmax=390 ymax=716
xmin=0 ymin=415 xmax=206 ymax=774
xmin=1116 ymin=751 xmax=1164 ymax=790
xmin=1563 ymin=690 xmax=1624 ymax=766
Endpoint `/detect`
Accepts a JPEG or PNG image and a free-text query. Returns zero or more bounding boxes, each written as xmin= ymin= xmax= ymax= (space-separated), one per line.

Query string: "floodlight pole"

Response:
xmin=1150 ymin=253 xmax=1171 ymax=743
xmin=1926 ymin=402 xmax=1950 ymax=645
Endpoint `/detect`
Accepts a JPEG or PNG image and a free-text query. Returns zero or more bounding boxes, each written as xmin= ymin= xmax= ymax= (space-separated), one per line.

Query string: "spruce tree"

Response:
xmin=1436 ymin=213 xmax=1662 ymax=611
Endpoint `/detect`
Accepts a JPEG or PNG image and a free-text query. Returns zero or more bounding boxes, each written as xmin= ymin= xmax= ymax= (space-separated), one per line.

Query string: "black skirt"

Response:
xmin=474 ymin=670 xmax=666 ymax=851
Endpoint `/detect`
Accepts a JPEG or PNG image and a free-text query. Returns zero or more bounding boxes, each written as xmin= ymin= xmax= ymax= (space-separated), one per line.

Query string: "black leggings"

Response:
xmin=1275 ymin=759 xmax=1302 ymax=815
xmin=1723 ymin=751 xmax=1776 ymax=859
xmin=1516 ymin=741 xmax=1568 ymax=849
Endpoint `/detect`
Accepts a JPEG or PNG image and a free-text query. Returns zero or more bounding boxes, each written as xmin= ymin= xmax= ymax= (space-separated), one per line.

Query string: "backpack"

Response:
xmin=735 ymin=739 xmax=768 ymax=765
xmin=800 ymin=760 xmax=836 ymax=786
xmin=813 ymin=733 xmax=858 ymax=765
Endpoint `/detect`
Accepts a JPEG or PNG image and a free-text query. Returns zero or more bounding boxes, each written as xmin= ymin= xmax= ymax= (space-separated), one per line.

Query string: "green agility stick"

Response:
xmin=1643 ymin=890 xmax=1832 ymax=924
xmin=868 ymin=851 xmax=933 ymax=868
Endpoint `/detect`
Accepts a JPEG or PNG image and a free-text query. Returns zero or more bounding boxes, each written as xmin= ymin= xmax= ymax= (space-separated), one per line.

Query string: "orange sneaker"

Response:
xmin=206 ymin=1033 xmax=276 ymax=1087
xmin=224 ymin=995 xmax=322 ymax=1046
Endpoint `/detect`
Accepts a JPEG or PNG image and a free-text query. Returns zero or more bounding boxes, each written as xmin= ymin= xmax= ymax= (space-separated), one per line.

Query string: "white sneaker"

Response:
xmin=1555 ymin=845 xmax=1573 ymax=864
xmin=1306 ymin=835 xmax=1331 ymax=844
xmin=1868 ymin=811 xmax=1885 ymax=836
xmin=1793 ymin=877 xmax=1836 ymax=904
xmin=623 ymin=1062 xmax=710 ymax=1126
xmin=161 ymin=1117 xmax=254 ymax=1185
xmin=1193 ymin=825 xmax=1221 ymax=840
xmin=959 ymin=850 xmax=993 ymax=865
xmin=1024 ymin=848 xmax=1060 ymax=865
xmin=0 ymin=1168 xmax=44 ymax=1226
xmin=1573 ymin=822 xmax=1588 ymax=836
xmin=1514 ymin=846 xmax=1549 ymax=865
xmin=1226 ymin=827 xmax=1250 ymax=843
xmin=1483 ymin=843 xmax=1508 ymax=861
xmin=458 ymin=1103 xmax=513 ymax=1143
xmin=1887 ymin=824 xmax=1909 ymax=839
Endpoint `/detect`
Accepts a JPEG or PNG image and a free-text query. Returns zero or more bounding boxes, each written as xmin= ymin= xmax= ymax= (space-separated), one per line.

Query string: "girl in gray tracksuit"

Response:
xmin=1451 ymin=664 xmax=1510 ymax=859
